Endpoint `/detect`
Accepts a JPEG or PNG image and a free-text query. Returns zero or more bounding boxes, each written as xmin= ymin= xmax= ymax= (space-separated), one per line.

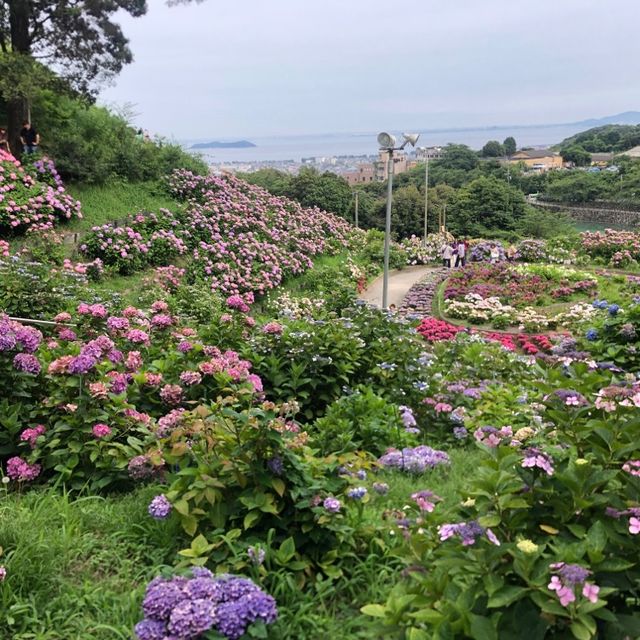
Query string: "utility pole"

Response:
xmin=354 ymin=191 xmax=359 ymax=228
xmin=423 ymin=156 xmax=429 ymax=244
xmin=382 ymin=150 xmax=394 ymax=309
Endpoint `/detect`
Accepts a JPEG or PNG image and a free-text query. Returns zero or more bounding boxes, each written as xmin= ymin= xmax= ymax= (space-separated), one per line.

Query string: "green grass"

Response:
xmin=65 ymin=181 xmax=181 ymax=232
xmin=0 ymin=449 xmax=481 ymax=640
xmin=0 ymin=485 xmax=185 ymax=640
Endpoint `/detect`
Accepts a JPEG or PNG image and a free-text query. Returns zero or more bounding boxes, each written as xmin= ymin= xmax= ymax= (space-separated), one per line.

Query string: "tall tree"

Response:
xmin=0 ymin=0 xmax=147 ymax=154
xmin=481 ymin=140 xmax=505 ymax=157
xmin=503 ymin=136 xmax=517 ymax=156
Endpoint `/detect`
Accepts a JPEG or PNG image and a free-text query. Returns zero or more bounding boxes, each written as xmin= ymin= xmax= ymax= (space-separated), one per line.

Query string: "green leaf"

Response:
xmin=478 ymin=514 xmax=501 ymax=527
xmin=407 ymin=628 xmax=430 ymax=640
xmin=469 ymin=614 xmax=498 ymax=640
xmin=586 ymin=521 xmax=607 ymax=554
xmin=487 ymin=586 xmax=529 ymax=608
xmin=360 ymin=604 xmax=387 ymax=618
xmin=271 ymin=477 xmax=285 ymax=497
xmin=277 ymin=536 xmax=296 ymax=563
xmin=243 ymin=510 xmax=261 ymax=530
xmin=570 ymin=620 xmax=594 ymax=640
xmin=411 ymin=609 xmax=443 ymax=623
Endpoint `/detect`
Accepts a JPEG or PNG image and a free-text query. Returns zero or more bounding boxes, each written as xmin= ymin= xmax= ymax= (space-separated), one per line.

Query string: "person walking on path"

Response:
xmin=19 ymin=122 xmax=40 ymax=154
xmin=456 ymin=239 xmax=466 ymax=267
xmin=442 ymin=242 xmax=454 ymax=268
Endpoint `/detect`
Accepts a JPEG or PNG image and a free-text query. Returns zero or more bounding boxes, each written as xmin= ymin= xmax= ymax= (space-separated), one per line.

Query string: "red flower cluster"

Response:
xmin=417 ymin=318 xmax=466 ymax=342
xmin=482 ymin=332 xmax=553 ymax=354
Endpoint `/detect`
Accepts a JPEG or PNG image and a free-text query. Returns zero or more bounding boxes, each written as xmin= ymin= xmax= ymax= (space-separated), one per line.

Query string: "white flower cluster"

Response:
xmin=445 ymin=294 xmax=550 ymax=330
xmin=268 ymin=291 xmax=326 ymax=319
xmin=555 ymin=303 xmax=598 ymax=327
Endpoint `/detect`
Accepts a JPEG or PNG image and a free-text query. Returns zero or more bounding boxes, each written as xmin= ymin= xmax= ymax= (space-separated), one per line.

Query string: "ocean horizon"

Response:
xmin=181 ymin=121 xmax=609 ymax=164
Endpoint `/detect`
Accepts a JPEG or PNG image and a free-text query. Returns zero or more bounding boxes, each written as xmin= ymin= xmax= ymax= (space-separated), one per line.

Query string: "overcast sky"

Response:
xmin=99 ymin=0 xmax=640 ymax=140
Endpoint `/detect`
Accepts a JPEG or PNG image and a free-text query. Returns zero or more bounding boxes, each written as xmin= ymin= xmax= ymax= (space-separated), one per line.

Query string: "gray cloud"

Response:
xmin=99 ymin=0 xmax=640 ymax=139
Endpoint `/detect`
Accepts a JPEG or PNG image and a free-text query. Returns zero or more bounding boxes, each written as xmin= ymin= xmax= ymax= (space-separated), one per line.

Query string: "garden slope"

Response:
xmin=81 ymin=170 xmax=356 ymax=295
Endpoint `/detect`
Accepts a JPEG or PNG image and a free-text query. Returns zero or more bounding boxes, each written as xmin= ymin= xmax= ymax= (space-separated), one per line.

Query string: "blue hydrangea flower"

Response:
xmin=347 ymin=486 xmax=368 ymax=500
xmin=608 ymin=304 xmax=620 ymax=316
xmin=585 ymin=328 xmax=598 ymax=341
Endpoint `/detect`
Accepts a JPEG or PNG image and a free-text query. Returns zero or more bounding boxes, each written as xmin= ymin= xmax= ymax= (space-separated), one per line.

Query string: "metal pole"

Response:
xmin=423 ymin=156 xmax=429 ymax=244
xmin=354 ymin=191 xmax=359 ymax=228
xmin=443 ymin=203 xmax=447 ymax=233
xmin=382 ymin=149 xmax=395 ymax=309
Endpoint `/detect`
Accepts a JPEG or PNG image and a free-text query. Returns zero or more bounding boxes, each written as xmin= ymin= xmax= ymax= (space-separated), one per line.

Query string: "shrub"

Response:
xmin=311 ymin=387 xmax=410 ymax=456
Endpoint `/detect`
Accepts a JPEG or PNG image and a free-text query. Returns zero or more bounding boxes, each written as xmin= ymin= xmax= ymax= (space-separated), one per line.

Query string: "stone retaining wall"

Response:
xmin=534 ymin=201 xmax=640 ymax=226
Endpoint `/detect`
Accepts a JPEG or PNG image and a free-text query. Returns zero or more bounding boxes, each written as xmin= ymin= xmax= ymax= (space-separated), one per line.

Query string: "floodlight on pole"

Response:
xmin=378 ymin=131 xmax=420 ymax=309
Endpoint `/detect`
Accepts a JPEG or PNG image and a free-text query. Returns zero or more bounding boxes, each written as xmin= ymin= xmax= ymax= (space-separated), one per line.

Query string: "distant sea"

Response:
xmin=182 ymin=122 xmax=600 ymax=164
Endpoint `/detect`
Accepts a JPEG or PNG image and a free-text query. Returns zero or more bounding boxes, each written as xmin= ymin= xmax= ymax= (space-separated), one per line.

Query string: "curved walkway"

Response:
xmin=359 ymin=265 xmax=444 ymax=308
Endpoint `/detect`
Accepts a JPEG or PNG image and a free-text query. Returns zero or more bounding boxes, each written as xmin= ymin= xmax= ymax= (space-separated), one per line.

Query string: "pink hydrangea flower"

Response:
xmin=92 ymin=423 xmax=112 ymax=438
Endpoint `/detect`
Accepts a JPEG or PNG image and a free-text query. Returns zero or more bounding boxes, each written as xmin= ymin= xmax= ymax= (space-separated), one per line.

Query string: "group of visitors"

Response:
xmin=441 ymin=239 xmax=468 ymax=269
xmin=0 ymin=121 xmax=40 ymax=155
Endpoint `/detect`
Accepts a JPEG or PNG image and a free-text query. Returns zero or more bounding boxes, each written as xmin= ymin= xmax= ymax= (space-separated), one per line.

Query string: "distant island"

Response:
xmin=190 ymin=140 xmax=256 ymax=149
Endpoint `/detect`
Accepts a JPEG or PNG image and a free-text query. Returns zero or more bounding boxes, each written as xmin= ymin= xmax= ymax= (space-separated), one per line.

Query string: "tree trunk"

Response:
xmin=7 ymin=0 xmax=31 ymax=159
xmin=8 ymin=96 xmax=28 ymax=157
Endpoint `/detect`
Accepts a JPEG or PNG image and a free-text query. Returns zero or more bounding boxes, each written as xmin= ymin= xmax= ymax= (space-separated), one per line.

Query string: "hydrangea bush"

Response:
xmin=0 ymin=149 xmax=82 ymax=234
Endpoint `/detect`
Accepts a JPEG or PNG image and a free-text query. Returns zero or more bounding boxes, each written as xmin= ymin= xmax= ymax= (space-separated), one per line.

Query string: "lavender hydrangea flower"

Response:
xmin=148 ymin=495 xmax=172 ymax=519
xmin=323 ymin=496 xmax=341 ymax=513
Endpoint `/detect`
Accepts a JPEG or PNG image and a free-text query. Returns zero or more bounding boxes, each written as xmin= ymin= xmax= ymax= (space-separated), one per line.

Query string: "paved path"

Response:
xmin=360 ymin=266 xmax=444 ymax=309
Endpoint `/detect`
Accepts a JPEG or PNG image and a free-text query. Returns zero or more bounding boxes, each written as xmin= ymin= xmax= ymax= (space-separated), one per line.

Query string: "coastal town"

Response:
xmin=210 ymin=143 xmax=640 ymax=182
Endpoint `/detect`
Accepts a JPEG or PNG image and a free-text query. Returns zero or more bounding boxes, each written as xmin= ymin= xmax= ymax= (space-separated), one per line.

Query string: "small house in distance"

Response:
xmin=590 ymin=152 xmax=615 ymax=167
xmin=508 ymin=149 xmax=563 ymax=171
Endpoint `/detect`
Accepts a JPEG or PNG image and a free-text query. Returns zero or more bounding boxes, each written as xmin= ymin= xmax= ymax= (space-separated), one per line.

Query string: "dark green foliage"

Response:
xmin=561 ymin=145 xmax=591 ymax=166
xmin=30 ymin=91 xmax=208 ymax=183
xmin=481 ymin=140 xmax=505 ymax=157
xmin=450 ymin=175 xmax=527 ymax=236
xmin=438 ymin=144 xmax=480 ymax=171
xmin=544 ymin=171 xmax=609 ymax=203
xmin=515 ymin=208 xmax=577 ymax=239
xmin=287 ymin=167 xmax=352 ymax=219
xmin=239 ymin=166 xmax=352 ymax=220
xmin=503 ymin=136 xmax=517 ymax=156
xmin=558 ymin=124 xmax=640 ymax=154
xmin=311 ymin=387 xmax=409 ymax=456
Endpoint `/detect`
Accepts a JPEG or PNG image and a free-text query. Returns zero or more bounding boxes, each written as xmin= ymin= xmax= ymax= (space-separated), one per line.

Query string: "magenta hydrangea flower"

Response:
xmin=6 ymin=456 xmax=41 ymax=482
xmin=92 ymin=423 xmax=112 ymax=438
xmin=20 ymin=425 xmax=46 ymax=448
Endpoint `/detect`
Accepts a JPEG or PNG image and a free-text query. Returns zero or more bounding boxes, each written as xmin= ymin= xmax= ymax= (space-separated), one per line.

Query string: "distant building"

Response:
xmin=590 ymin=152 xmax=614 ymax=167
xmin=508 ymin=149 xmax=563 ymax=171
xmin=343 ymin=163 xmax=376 ymax=186
xmin=415 ymin=146 xmax=444 ymax=161
xmin=375 ymin=150 xmax=410 ymax=181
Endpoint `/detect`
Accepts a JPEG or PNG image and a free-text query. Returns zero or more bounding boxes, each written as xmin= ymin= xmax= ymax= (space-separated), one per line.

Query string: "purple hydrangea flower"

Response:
xmin=148 ymin=495 xmax=172 ymax=520
xmin=13 ymin=353 xmax=41 ymax=374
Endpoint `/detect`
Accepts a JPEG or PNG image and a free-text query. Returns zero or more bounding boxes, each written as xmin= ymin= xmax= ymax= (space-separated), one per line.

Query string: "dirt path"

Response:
xmin=360 ymin=266 xmax=447 ymax=309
